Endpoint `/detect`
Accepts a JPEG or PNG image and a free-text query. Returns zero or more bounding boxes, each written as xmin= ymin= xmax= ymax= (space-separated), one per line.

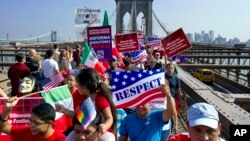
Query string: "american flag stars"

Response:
xmin=110 ymin=69 xmax=164 ymax=91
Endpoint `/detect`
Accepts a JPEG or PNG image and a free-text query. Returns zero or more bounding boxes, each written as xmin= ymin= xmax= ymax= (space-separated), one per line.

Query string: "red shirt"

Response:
xmin=168 ymin=133 xmax=225 ymax=141
xmin=72 ymin=90 xmax=113 ymax=132
xmin=72 ymin=90 xmax=110 ymax=111
xmin=73 ymin=50 xmax=80 ymax=62
xmin=8 ymin=63 xmax=30 ymax=97
xmin=167 ymin=133 xmax=191 ymax=141
xmin=10 ymin=126 xmax=65 ymax=141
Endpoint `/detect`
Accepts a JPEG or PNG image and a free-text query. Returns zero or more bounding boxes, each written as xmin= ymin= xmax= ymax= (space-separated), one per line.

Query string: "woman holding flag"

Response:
xmin=56 ymin=68 xmax=117 ymax=136
xmin=74 ymin=68 xmax=117 ymax=134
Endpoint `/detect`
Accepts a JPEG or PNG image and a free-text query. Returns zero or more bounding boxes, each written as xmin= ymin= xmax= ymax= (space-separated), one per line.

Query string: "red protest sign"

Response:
xmin=0 ymin=97 xmax=44 ymax=140
xmin=161 ymin=28 xmax=191 ymax=58
xmin=115 ymin=33 xmax=139 ymax=53
xmin=0 ymin=97 xmax=45 ymax=126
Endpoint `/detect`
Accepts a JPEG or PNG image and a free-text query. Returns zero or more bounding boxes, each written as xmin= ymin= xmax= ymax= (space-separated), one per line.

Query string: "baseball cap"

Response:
xmin=187 ymin=103 xmax=219 ymax=129
xmin=61 ymin=70 xmax=71 ymax=78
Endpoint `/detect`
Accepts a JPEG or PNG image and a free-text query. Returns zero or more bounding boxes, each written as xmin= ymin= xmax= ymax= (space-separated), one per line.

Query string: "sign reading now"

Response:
xmin=115 ymin=33 xmax=139 ymax=53
xmin=161 ymin=28 xmax=191 ymax=58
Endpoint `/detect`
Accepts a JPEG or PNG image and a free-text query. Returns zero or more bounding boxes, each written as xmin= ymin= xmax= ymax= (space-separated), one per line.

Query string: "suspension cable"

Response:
xmin=152 ymin=10 xmax=169 ymax=35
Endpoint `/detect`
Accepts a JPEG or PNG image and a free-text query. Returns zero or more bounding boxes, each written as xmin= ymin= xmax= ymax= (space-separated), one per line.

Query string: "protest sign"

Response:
xmin=161 ymin=28 xmax=191 ymax=58
xmin=110 ymin=69 xmax=165 ymax=108
xmin=115 ymin=33 xmax=139 ymax=53
xmin=75 ymin=7 xmax=101 ymax=24
xmin=0 ymin=97 xmax=44 ymax=140
xmin=87 ymin=26 xmax=112 ymax=60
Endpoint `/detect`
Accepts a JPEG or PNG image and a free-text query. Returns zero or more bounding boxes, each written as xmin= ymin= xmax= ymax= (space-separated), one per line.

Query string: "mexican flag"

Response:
xmin=112 ymin=46 xmax=125 ymax=68
xmin=41 ymin=85 xmax=73 ymax=119
xmin=81 ymin=43 xmax=106 ymax=74
xmin=41 ymin=85 xmax=73 ymax=131
xmin=103 ymin=10 xmax=109 ymax=26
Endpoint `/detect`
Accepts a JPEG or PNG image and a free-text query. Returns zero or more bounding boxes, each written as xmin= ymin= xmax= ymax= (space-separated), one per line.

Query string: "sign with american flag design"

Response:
xmin=110 ymin=69 xmax=165 ymax=109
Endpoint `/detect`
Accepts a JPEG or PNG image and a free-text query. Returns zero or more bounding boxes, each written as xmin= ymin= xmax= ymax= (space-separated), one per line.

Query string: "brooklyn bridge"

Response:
xmin=0 ymin=0 xmax=250 ymax=140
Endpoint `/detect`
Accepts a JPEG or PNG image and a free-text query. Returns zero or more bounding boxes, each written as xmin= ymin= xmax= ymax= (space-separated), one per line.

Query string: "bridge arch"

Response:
xmin=115 ymin=0 xmax=153 ymax=36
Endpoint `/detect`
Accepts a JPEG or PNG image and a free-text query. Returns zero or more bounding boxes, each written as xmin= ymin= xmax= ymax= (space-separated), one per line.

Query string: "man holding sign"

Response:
xmin=119 ymin=83 xmax=176 ymax=141
xmin=0 ymin=97 xmax=65 ymax=141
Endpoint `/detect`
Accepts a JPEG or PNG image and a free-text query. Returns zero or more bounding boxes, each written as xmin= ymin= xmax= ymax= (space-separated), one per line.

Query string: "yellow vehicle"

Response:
xmin=192 ymin=69 xmax=215 ymax=84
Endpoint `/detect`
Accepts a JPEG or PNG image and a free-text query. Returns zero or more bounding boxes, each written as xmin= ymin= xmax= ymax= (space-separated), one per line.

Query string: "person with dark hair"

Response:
xmin=0 ymin=97 xmax=66 ymax=140
xmin=75 ymin=68 xmax=117 ymax=134
xmin=123 ymin=58 xmax=132 ymax=71
xmin=165 ymin=62 xmax=181 ymax=135
xmin=8 ymin=53 xmax=30 ymax=97
xmin=41 ymin=49 xmax=59 ymax=78
xmin=72 ymin=45 xmax=81 ymax=68
xmin=119 ymin=83 xmax=176 ymax=141
xmin=65 ymin=110 xmax=115 ymax=141
xmin=56 ymin=68 xmax=117 ymax=136
xmin=106 ymin=57 xmax=123 ymax=81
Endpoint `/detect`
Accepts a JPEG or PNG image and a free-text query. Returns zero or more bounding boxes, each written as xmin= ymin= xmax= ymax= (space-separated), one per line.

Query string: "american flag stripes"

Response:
xmin=110 ymin=69 xmax=165 ymax=108
xmin=39 ymin=73 xmax=64 ymax=92
xmin=124 ymin=49 xmax=147 ymax=64
xmin=147 ymin=37 xmax=161 ymax=48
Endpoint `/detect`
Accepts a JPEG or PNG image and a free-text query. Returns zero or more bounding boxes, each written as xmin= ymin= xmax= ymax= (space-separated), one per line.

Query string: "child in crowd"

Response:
xmin=54 ymin=71 xmax=78 ymax=134
xmin=65 ymin=110 xmax=115 ymax=141
xmin=62 ymin=71 xmax=77 ymax=94
xmin=56 ymin=68 xmax=117 ymax=136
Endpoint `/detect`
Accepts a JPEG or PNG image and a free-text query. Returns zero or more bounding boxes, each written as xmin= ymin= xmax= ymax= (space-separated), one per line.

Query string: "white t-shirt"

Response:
xmin=41 ymin=59 xmax=59 ymax=78
xmin=65 ymin=131 xmax=116 ymax=141
xmin=53 ymin=50 xmax=60 ymax=62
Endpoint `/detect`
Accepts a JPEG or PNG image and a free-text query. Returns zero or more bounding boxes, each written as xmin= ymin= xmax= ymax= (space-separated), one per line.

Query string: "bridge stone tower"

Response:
xmin=115 ymin=0 xmax=153 ymax=36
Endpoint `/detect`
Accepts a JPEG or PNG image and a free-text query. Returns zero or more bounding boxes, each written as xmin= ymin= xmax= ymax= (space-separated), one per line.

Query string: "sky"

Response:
xmin=0 ymin=0 xmax=250 ymax=42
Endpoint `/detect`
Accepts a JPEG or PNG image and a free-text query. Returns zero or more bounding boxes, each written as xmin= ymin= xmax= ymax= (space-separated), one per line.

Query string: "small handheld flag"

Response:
xmin=39 ymin=73 xmax=64 ymax=92
xmin=76 ymin=97 xmax=97 ymax=129
xmin=81 ymin=43 xmax=106 ymax=74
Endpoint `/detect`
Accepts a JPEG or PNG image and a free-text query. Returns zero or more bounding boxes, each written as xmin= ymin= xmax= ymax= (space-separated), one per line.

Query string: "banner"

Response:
xmin=110 ymin=69 xmax=165 ymax=109
xmin=75 ymin=7 xmax=101 ymax=24
xmin=123 ymin=48 xmax=147 ymax=64
xmin=147 ymin=36 xmax=161 ymax=49
xmin=87 ymin=26 xmax=112 ymax=61
xmin=115 ymin=33 xmax=139 ymax=53
xmin=161 ymin=28 xmax=192 ymax=58
xmin=0 ymin=97 xmax=45 ymax=140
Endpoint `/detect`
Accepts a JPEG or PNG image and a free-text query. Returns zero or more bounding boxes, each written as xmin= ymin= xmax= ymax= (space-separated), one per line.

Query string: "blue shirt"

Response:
xmin=116 ymin=109 xmax=127 ymax=141
xmin=165 ymin=74 xmax=180 ymax=99
xmin=120 ymin=111 xmax=167 ymax=141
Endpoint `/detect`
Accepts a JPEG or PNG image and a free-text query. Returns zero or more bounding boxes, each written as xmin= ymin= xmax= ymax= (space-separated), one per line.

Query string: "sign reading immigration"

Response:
xmin=115 ymin=33 xmax=139 ymax=53
xmin=87 ymin=26 xmax=112 ymax=61
xmin=161 ymin=28 xmax=191 ymax=58
xmin=75 ymin=7 xmax=101 ymax=24
xmin=110 ymin=69 xmax=165 ymax=109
